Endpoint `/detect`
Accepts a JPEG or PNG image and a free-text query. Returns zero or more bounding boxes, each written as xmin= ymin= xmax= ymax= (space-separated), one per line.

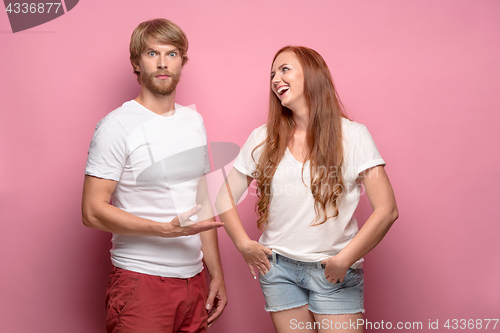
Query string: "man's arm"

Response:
xmin=81 ymin=175 xmax=223 ymax=237
xmin=196 ymin=176 xmax=227 ymax=327
xmin=200 ymin=229 xmax=226 ymax=327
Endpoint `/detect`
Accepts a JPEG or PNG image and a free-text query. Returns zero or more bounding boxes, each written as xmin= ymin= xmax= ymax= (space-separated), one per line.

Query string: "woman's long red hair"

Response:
xmin=252 ymin=46 xmax=348 ymax=230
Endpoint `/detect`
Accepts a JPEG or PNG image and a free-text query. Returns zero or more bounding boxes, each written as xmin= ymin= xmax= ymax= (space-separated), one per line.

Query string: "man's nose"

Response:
xmin=158 ymin=55 xmax=167 ymax=68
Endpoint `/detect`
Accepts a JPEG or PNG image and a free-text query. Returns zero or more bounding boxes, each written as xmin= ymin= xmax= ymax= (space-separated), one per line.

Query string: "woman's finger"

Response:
xmin=247 ymin=262 xmax=256 ymax=279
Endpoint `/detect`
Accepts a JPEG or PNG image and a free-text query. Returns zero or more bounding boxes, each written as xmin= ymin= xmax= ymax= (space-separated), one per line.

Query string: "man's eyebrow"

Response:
xmin=144 ymin=47 xmax=180 ymax=53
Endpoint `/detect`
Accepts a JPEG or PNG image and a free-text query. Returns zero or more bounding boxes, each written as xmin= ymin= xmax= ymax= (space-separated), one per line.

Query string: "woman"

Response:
xmin=216 ymin=46 xmax=398 ymax=333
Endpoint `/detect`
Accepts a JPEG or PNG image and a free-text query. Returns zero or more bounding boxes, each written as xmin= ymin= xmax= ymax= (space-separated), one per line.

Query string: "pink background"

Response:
xmin=1 ymin=1 xmax=499 ymax=332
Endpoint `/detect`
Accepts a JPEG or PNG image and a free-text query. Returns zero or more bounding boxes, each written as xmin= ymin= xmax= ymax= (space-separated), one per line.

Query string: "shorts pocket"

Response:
xmin=322 ymin=268 xmax=353 ymax=286
xmin=105 ymin=267 xmax=141 ymax=316
xmin=259 ymin=261 xmax=275 ymax=281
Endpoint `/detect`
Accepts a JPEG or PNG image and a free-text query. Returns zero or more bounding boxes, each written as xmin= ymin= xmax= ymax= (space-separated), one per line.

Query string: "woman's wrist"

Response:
xmin=332 ymin=251 xmax=356 ymax=269
xmin=235 ymin=237 xmax=253 ymax=253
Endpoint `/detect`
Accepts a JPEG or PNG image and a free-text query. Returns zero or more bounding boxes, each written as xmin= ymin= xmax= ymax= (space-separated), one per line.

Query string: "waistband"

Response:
xmin=267 ymin=251 xmax=363 ymax=270
xmin=267 ymin=252 xmax=325 ymax=269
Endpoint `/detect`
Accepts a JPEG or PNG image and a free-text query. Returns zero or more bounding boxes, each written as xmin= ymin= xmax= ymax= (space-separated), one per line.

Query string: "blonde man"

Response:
xmin=82 ymin=19 xmax=227 ymax=333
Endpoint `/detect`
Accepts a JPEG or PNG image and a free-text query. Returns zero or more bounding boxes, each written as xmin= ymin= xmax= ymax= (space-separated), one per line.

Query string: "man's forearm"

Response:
xmin=83 ymin=201 xmax=222 ymax=238
xmin=200 ymin=228 xmax=224 ymax=279
xmin=82 ymin=200 xmax=172 ymax=237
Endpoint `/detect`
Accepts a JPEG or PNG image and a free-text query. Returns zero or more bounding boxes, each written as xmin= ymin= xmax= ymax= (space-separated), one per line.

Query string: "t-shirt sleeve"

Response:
xmin=353 ymin=124 xmax=386 ymax=176
xmin=233 ymin=126 xmax=266 ymax=177
xmin=85 ymin=116 xmax=128 ymax=181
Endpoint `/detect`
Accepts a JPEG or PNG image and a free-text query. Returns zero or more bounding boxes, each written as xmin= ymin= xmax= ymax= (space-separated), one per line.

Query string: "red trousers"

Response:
xmin=105 ymin=266 xmax=208 ymax=333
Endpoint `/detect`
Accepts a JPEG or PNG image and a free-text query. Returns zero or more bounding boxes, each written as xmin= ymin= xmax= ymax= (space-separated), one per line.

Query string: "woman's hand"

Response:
xmin=238 ymin=239 xmax=273 ymax=279
xmin=321 ymin=255 xmax=350 ymax=284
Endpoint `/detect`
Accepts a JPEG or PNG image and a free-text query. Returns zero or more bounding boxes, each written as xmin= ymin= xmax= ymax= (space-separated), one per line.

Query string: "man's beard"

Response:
xmin=141 ymin=70 xmax=181 ymax=95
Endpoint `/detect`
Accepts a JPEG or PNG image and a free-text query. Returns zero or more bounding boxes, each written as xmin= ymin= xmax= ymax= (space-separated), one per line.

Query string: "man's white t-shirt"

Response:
xmin=85 ymin=100 xmax=209 ymax=278
xmin=233 ymin=118 xmax=385 ymax=267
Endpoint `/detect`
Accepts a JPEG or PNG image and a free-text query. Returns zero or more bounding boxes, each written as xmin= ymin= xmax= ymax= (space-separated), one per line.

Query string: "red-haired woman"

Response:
xmin=216 ymin=46 xmax=398 ymax=333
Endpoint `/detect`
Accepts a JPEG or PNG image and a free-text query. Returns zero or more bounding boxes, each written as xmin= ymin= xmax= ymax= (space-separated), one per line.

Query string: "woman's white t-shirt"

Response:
xmin=233 ymin=118 xmax=385 ymax=266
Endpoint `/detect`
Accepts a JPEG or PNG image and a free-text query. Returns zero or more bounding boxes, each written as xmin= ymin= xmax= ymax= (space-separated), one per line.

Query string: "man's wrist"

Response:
xmin=208 ymin=272 xmax=225 ymax=281
xmin=204 ymin=261 xmax=225 ymax=280
xmin=157 ymin=221 xmax=174 ymax=237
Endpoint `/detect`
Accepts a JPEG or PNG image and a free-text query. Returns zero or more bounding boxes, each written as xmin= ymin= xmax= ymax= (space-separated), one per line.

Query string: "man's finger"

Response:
xmin=205 ymin=288 xmax=216 ymax=312
xmin=208 ymin=303 xmax=223 ymax=326
xmin=178 ymin=204 xmax=202 ymax=224
xmin=194 ymin=221 xmax=224 ymax=232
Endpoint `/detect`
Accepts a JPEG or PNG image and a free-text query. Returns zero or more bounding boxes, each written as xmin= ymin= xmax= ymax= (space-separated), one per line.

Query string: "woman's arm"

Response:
xmin=215 ymin=167 xmax=273 ymax=279
xmin=322 ymin=165 xmax=398 ymax=283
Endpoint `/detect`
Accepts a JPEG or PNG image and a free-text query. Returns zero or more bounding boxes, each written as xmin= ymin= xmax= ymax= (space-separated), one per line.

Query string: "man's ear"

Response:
xmin=133 ymin=62 xmax=140 ymax=73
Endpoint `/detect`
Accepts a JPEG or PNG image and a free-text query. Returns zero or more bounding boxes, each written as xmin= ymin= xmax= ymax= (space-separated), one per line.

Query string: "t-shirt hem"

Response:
xmin=356 ymin=159 xmax=386 ymax=176
xmin=233 ymin=162 xmax=251 ymax=177
xmin=111 ymin=259 xmax=204 ymax=279
xmin=84 ymin=170 xmax=121 ymax=182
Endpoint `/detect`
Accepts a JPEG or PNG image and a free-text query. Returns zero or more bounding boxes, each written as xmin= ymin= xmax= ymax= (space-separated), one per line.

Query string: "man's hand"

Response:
xmin=164 ymin=205 xmax=224 ymax=238
xmin=205 ymin=276 xmax=227 ymax=327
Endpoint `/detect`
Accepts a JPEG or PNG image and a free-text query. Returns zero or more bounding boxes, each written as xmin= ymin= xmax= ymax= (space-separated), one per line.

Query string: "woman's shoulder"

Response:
xmin=248 ymin=124 xmax=268 ymax=142
xmin=237 ymin=124 xmax=268 ymax=153
xmin=341 ymin=117 xmax=366 ymax=138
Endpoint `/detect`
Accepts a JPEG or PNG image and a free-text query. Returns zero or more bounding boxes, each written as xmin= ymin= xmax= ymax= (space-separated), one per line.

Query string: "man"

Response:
xmin=82 ymin=18 xmax=227 ymax=333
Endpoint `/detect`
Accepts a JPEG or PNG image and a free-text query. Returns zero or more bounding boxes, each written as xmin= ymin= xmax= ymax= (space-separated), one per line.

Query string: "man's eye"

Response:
xmin=169 ymin=52 xmax=177 ymax=57
xmin=148 ymin=51 xmax=156 ymax=56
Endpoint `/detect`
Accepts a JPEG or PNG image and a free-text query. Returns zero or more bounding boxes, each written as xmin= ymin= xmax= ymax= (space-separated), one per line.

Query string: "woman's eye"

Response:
xmin=282 ymin=67 xmax=289 ymax=72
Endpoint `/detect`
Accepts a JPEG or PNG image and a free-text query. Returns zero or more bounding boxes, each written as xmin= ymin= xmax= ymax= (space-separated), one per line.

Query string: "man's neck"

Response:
xmin=134 ymin=89 xmax=177 ymax=116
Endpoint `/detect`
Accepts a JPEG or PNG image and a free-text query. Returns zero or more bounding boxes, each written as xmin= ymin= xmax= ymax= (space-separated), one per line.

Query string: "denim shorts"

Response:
xmin=258 ymin=252 xmax=364 ymax=314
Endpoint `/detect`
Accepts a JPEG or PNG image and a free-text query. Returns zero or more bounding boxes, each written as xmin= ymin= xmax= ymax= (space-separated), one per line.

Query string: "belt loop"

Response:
xmin=317 ymin=261 xmax=323 ymax=270
xmin=272 ymin=251 xmax=277 ymax=264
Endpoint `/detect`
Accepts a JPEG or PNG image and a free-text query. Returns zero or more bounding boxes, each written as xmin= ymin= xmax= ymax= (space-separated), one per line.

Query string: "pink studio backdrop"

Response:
xmin=1 ymin=1 xmax=499 ymax=332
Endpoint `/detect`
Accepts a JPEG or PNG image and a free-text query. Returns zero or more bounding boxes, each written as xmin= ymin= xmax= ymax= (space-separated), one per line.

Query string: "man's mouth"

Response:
xmin=155 ymin=74 xmax=170 ymax=79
